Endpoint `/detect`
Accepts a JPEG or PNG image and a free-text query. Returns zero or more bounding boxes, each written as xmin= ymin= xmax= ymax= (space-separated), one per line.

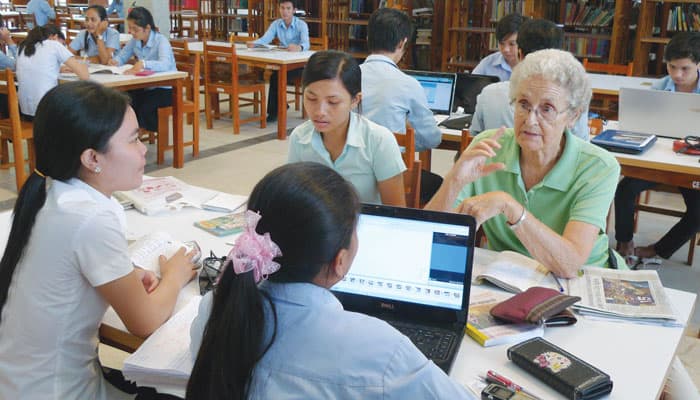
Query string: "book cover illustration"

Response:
xmin=194 ymin=212 xmax=246 ymax=237
xmin=465 ymin=292 xmax=543 ymax=347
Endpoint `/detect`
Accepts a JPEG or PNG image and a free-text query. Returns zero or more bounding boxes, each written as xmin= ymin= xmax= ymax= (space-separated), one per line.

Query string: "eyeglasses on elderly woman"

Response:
xmin=511 ymin=99 xmax=571 ymax=124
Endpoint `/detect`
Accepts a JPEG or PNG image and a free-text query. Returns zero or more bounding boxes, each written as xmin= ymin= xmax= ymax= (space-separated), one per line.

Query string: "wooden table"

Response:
xmin=188 ymin=41 xmax=314 ymax=140
xmin=60 ymin=71 xmax=189 ymax=168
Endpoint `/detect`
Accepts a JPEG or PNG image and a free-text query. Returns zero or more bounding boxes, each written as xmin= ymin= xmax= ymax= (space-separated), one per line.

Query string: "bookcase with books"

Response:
xmin=199 ymin=0 xmax=262 ymax=41
xmin=440 ymin=0 xmax=630 ymax=72
xmin=632 ymin=0 xmax=700 ymax=76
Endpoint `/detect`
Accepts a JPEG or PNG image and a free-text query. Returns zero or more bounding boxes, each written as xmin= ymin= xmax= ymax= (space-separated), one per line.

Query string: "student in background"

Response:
xmin=469 ymin=18 xmax=590 ymax=141
xmin=248 ymin=0 xmax=309 ymax=122
xmin=360 ymin=7 xmax=443 ymax=204
xmin=26 ymin=0 xmax=55 ymax=27
xmin=187 ymin=162 xmax=473 ymax=399
xmin=0 ymin=27 xmax=18 ymax=71
xmin=472 ymin=13 xmax=524 ymax=82
xmin=16 ymin=25 xmax=89 ymax=119
xmin=68 ymin=5 xmax=120 ymax=65
xmin=107 ymin=0 xmax=125 ymax=32
xmin=615 ymin=32 xmax=700 ymax=267
xmin=288 ymin=50 xmax=406 ymax=206
xmin=0 ymin=81 xmax=197 ymax=399
xmin=110 ymin=6 xmax=176 ymax=134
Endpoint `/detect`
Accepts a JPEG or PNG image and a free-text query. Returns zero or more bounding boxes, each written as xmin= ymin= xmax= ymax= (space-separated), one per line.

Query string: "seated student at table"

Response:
xmin=0 ymin=81 xmax=197 ymax=399
xmin=107 ymin=0 xmax=125 ymax=19
xmin=16 ymin=25 xmax=89 ymax=119
xmin=470 ymin=18 xmax=590 ymax=141
xmin=472 ymin=13 xmax=523 ymax=82
xmin=360 ymin=7 xmax=442 ymax=204
xmin=187 ymin=162 xmax=473 ymax=399
xmin=427 ymin=49 xmax=623 ymax=278
xmin=26 ymin=0 xmax=55 ymax=27
xmin=0 ymin=27 xmax=18 ymax=71
xmin=288 ymin=50 xmax=406 ymax=206
xmin=110 ymin=6 xmax=176 ymax=134
xmin=615 ymin=32 xmax=700 ymax=267
xmin=248 ymin=0 xmax=309 ymax=123
xmin=68 ymin=5 xmax=120 ymax=65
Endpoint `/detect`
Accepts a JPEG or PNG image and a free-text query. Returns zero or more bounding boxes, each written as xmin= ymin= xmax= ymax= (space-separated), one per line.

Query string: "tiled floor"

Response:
xmin=1 ymin=107 xmax=698 ymax=392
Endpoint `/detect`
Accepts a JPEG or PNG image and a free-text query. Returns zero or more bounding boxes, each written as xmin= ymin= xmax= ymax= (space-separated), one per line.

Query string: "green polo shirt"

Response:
xmin=455 ymin=128 xmax=625 ymax=268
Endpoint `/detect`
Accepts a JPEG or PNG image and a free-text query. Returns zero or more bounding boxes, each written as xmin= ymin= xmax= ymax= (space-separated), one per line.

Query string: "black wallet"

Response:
xmin=507 ymin=337 xmax=613 ymax=400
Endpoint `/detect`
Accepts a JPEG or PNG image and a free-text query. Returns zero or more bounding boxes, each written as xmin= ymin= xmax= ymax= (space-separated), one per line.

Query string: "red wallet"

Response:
xmin=491 ymin=287 xmax=580 ymax=325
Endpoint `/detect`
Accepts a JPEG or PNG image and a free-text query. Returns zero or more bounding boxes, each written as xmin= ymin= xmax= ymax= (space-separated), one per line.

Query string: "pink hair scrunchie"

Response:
xmin=227 ymin=210 xmax=282 ymax=283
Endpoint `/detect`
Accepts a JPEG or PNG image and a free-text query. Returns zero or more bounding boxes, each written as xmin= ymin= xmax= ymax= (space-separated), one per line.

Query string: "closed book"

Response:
xmin=507 ymin=337 xmax=613 ymax=400
xmin=466 ymin=292 xmax=544 ymax=347
xmin=194 ymin=212 xmax=246 ymax=237
xmin=591 ymin=129 xmax=657 ymax=154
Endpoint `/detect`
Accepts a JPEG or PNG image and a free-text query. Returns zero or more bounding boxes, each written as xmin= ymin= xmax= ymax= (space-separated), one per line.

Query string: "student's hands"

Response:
xmin=135 ymin=267 xmax=160 ymax=293
xmin=108 ymin=58 xmax=119 ymax=66
xmin=456 ymin=191 xmax=520 ymax=227
xmin=95 ymin=20 xmax=108 ymax=36
xmin=287 ymin=43 xmax=301 ymax=52
xmin=123 ymin=60 xmax=144 ymax=74
xmin=0 ymin=28 xmax=13 ymax=45
xmin=60 ymin=65 xmax=73 ymax=73
xmin=158 ymin=247 xmax=197 ymax=288
xmin=447 ymin=127 xmax=506 ymax=187
xmin=246 ymin=42 xmax=255 ymax=48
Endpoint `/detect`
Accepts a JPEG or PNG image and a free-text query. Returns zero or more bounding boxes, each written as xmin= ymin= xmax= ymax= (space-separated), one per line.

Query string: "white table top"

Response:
xmin=59 ymin=70 xmax=187 ymax=88
xmin=588 ymin=73 xmax=656 ymax=94
xmin=187 ymin=41 xmax=315 ymax=64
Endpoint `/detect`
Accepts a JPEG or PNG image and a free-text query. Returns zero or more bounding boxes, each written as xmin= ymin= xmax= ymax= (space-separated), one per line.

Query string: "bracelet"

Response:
xmin=508 ymin=204 xmax=527 ymax=230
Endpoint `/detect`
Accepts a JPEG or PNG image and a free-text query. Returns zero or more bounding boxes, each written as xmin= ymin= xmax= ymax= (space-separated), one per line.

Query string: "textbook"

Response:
xmin=472 ymin=251 xmax=560 ymax=293
xmin=128 ymin=231 xmax=201 ymax=276
xmin=591 ymin=129 xmax=657 ymax=154
xmin=201 ymin=192 xmax=247 ymax=213
xmin=466 ymin=291 xmax=544 ymax=347
xmin=88 ymin=64 xmax=132 ymax=75
xmin=194 ymin=212 xmax=246 ymax=237
xmin=114 ymin=176 xmax=217 ymax=215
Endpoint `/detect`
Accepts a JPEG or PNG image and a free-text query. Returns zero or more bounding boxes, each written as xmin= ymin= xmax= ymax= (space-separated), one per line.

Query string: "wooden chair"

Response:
xmin=582 ymin=59 xmax=634 ymax=76
xmin=289 ymin=36 xmax=328 ymax=117
xmin=582 ymin=58 xmax=633 ymax=120
xmin=156 ymin=40 xmax=200 ymax=165
xmin=203 ymin=41 xmax=266 ymax=134
xmin=393 ymin=127 xmax=421 ymax=208
xmin=0 ymin=68 xmax=34 ymax=190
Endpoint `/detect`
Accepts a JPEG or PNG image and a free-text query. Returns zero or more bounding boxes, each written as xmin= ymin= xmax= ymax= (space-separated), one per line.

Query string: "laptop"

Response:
xmin=403 ymin=70 xmax=457 ymax=116
xmin=440 ymin=73 xmax=500 ymax=130
xmin=619 ymin=87 xmax=700 ymax=139
xmin=332 ymin=204 xmax=475 ymax=373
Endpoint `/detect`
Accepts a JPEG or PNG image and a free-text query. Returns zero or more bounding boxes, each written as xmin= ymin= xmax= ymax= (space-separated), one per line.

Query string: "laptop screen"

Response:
xmin=452 ymin=73 xmax=500 ymax=113
xmin=332 ymin=206 xmax=473 ymax=311
xmin=404 ymin=70 xmax=457 ymax=115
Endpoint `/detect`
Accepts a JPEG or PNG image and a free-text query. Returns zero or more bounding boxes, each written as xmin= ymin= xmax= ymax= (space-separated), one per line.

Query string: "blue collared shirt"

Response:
xmin=26 ymin=0 xmax=56 ymax=27
xmin=253 ymin=16 xmax=310 ymax=51
xmin=112 ymin=30 xmax=175 ymax=72
xmin=360 ymin=54 xmax=442 ymax=152
xmin=470 ymin=81 xmax=591 ymax=141
xmin=190 ymin=282 xmax=475 ymax=399
xmin=107 ymin=0 xmax=125 ymax=19
xmin=288 ymin=112 xmax=406 ymax=204
xmin=69 ymin=28 xmax=121 ymax=57
xmin=472 ymin=52 xmax=511 ymax=82
xmin=651 ymin=73 xmax=700 ymax=93
xmin=0 ymin=45 xmax=17 ymax=71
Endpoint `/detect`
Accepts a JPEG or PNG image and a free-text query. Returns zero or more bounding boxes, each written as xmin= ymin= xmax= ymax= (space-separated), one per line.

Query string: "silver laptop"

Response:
xmin=619 ymin=87 xmax=700 ymax=139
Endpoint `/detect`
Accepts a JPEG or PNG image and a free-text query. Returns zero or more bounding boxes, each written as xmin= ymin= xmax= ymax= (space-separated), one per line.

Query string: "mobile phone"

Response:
xmin=481 ymin=383 xmax=533 ymax=400
xmin=183 ymin=240 xmax=202 ymax=266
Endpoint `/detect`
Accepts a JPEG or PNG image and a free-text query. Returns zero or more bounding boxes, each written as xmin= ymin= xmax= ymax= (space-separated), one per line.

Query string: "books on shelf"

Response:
xmin=591 ymin=129 xmax=657 ymax=154
xmin=667 ymin=5 xmax=700 ymax=32
xmin=466 ymin=291 xmax=544 ymax=347
xmin=114 ymin=176 xmax=217 ymax=215
xmin=194 ymin=212 xmax=246 ymax=237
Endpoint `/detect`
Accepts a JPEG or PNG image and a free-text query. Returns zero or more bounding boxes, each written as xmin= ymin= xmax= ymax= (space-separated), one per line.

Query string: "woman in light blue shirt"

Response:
xmin=288 ymin=50 xmax=406 ymax=206
xmin=68 ymin=6 xmax=120 ymax=65
xmin=109 ymin=7 xmax=176 ymax=133
xmin=187 ymin=162 xmax=472 ymax=399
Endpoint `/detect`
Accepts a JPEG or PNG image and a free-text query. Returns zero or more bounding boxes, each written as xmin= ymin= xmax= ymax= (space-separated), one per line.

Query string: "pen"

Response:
xmin=487 ymin=370 xmax=542 ymax=400
xmin=550 ymin=272 xmax=565 ymax=293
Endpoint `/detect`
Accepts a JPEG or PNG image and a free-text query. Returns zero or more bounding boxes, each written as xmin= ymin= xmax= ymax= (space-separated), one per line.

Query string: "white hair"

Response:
xmin=509 ymin=49 xmax=592 ymax=114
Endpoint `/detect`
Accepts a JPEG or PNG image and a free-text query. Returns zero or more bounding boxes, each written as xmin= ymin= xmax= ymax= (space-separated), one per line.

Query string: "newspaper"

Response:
xmin=566 ymin=267 xmax=678 ymax=323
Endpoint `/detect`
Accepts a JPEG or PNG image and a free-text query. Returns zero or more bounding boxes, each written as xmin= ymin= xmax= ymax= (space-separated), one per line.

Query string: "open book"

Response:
xmin=128 ymin=231 xmax=201 ymax=276
xmin=88 ymin=64 xmax=133 ymax=75
xmin=472 ymin=251 xmax=560 ymax=293
xmin=114 ymin=176 xmax=218 ymax=215
xmin=466 ymin=291 xmax=544 ymax=347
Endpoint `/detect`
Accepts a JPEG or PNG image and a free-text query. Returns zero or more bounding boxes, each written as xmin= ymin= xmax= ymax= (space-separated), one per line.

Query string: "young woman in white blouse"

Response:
xmin=0 ymin=81 xmax=196 ymax=399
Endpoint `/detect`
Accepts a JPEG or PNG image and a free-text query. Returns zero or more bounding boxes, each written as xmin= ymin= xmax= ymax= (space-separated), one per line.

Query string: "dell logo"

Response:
xmin=380 ymin=302 xmax=394 ymax=310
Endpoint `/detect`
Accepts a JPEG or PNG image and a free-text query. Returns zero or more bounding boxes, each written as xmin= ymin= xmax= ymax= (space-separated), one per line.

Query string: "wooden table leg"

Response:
xmin=277 ymin=65 xmax=287 ymax=140
xmin=172 ymin=78 xmax=185 ymax=168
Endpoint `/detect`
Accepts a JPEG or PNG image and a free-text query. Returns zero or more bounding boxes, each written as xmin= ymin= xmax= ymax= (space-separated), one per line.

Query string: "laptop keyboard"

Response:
xmin=388 ymin=320 xmax=457 ymax=362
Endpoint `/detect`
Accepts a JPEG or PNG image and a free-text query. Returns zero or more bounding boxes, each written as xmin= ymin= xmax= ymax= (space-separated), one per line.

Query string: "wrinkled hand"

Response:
xmin=158 ymin=246 xmax=197 ymax=287
xmin=287 ymin=43 xmax=302 ymax=52
xmin=456 ymin=191 xmax=514 ymax=226
xmin=450 ymin=127 xmax=506 ymax=186
xmin=135 ymin=268 xmax=160 ymax=293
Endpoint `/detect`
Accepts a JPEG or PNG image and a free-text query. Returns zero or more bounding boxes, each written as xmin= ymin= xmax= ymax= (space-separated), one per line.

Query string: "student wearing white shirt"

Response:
xmin=16 ymin=25 xmax=89 ymax=118
xmin=0 ymin=81 xmax=197 ymax=399
xmin=187 ymin=162 xmax=474 ymax=400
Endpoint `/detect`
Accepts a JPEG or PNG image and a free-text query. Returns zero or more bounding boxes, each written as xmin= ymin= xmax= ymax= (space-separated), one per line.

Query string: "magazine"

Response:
xmin=472 ymin=251 xmax=560 ymax=293
xmin=466 ymin=291 xmax=544 ymax=347
xmin=114 ymin=176 xmax=217 ymax=215
xmin=194 ymin=212 xmax=246 ymax=237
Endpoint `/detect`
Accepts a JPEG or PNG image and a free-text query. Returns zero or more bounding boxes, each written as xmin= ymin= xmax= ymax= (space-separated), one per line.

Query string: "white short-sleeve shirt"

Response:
xmin=16 ymin=40 xmax=74 ymax=116
xmin=287 ymin=112 xmax=406 ymax=204
xmin=0 ymin=178 xmax=134 ymax=400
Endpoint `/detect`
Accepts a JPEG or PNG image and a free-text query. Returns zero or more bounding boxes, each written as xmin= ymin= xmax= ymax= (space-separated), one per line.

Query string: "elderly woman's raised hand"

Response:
xmin=448 ymin=127 xmax=506 ymax=187
xmin=457 ymin=191 xmax=520 ymax=227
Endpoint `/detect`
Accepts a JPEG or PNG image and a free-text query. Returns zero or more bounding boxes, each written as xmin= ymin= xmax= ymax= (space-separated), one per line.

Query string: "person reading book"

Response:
xmin=68 ymin=5 xmax=120 ymax=65
xmin=247 ymin=0 xmax=310 ymax=122
xmin=287 ymin=50 xmax=406 ymax=206
xmin=426 ymin=49 xmax=624 ymax=278
xmin=187 ymin=162 xmax=472 ymax=399
xmin=614 ymin=32 xmax=700 ymax=267
xmin=0 ymin=81 xmax=196 ymax=399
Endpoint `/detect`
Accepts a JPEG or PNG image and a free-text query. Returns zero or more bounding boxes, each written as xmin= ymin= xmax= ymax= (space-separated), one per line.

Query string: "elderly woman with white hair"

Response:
xmin=427 ymin=48 xmax=624 ymax=278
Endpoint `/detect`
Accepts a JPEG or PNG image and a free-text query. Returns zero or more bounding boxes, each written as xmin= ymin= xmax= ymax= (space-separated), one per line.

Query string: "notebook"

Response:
xmin=332 ymin=204 xmax=475 ymax=373
xmin=440 ymin=73 xmax=500 ymax=130
xmin=404 ymin=70 xmax=457 ymax=115
xmin=619 ymin=87 xmax=700 ymax=139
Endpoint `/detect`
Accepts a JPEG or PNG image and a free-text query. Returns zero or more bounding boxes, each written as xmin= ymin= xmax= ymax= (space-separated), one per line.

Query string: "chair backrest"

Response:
xmin=203 ymin=41 xmax=241 ymax=91
xmin=170 ymin=39 xmax=200 ymax=108
xmin=583 ymin=58 xmax=634 ymax=76
xmin=309 ymin=36 xmax=329 ymax=50
xmin=0 ymin=68 xmax=30 ymax=188
xmin=460 ymin=128 xmax=472 ymax=152
xmin=228 ymin=32 xmax=258 ymax=44
xmin=393 ymin=126 xmax=416 ymax=170
xmin=20 ymin=11 xmax=36 ymax=30
xmin=403 ymin=159 xmax=422 ymax=209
